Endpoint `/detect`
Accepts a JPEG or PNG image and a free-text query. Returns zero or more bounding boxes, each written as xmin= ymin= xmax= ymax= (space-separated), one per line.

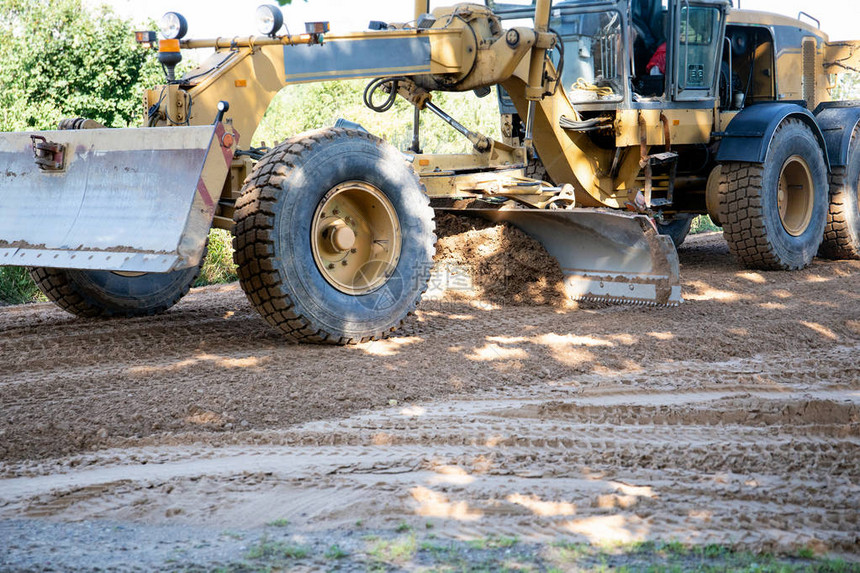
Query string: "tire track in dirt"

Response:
xmin=1 ymin=233 xmax=859 ymax=555
xmin=2 ymin=380 xmax=858 ymax=552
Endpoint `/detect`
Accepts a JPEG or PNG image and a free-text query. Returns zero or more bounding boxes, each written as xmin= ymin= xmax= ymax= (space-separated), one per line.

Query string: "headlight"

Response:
xmin=256 ymin=5 xmax=284 ymax=36
xmin=159 ymin=12 xmax=188 ymax=40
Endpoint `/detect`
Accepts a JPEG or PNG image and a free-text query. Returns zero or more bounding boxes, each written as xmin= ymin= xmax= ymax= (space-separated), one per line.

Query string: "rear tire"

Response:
xmin=720 ymin=119 xmax=828 ymax=270
xmin=30 ymin=264 xmax=202 ymax=318
xmin=525 ymin=154 xmax=554 ymax=185
xmin=819 ymin=126 xmax=860 ymax=259
xmin=232 ymin=127 xmax=435 ymax=344
xmin=656 ymin=213 xmax=693 ymax=248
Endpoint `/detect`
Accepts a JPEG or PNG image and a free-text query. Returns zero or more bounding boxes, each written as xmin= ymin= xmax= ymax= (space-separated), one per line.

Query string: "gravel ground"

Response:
xmin=1 ymin=232 xmax=858 ymax=571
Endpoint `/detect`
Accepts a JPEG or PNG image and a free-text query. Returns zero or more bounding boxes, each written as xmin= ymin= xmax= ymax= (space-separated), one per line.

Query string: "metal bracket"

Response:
xmin=30 ymin=135 xmax=66 ymax=172
xmin=640 ymin=151 xmax=679 ymax=207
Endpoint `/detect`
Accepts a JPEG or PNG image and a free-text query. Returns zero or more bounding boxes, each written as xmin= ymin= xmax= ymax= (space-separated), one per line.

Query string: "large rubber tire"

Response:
xmin=232 ymin=127 xmax=435 ymax=344
xmin=656 ymin=213 xmax=694 ymax=248
xmin=720 ymin=119 xmax=828 ymax=270
xmin=819 ymin=126 xmax=860 ymax=259
xmin=525 ymin=154 xmax=554 ymax=185
xmin=29 ymin=264 xmax=202 ymax=318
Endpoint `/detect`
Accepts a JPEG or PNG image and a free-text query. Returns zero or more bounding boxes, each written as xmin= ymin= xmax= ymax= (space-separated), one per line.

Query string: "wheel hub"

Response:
xmin=324 ymin=221 xmax=356 ymax=252
xmin=311 ymin=181 xmax=402 ymax=295
xmin=777 ymin=155 xmax=815 ymax=237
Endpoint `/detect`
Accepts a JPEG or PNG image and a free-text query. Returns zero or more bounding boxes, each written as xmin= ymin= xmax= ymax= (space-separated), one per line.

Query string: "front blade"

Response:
xmin=451 ymin=208 xmax=682 ymax=306
xmin=0 ymin=125 xmax=232 ymax=273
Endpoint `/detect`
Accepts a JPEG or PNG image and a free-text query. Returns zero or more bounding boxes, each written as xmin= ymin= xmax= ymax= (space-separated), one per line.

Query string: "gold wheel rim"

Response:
xmin=777 ymin=155 xmax=815 ymax=236
xmin=311 ymin=181 xmax=402 ymax=296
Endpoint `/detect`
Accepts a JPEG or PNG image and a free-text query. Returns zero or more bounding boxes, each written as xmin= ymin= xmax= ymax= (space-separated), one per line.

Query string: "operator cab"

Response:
xmin=546 ymin=0 xmax=730 ymax=108
xmin=492 ymin=0 xmax=742 ymax=109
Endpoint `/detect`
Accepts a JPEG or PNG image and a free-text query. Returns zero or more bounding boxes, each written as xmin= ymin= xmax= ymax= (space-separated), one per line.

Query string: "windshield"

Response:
xmin=551 ymin=9 xmax=626 ymax=104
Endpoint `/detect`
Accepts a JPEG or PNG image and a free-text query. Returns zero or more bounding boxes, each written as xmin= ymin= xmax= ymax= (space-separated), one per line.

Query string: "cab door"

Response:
xmin=668 ymin=0 xmax=729 ymax=102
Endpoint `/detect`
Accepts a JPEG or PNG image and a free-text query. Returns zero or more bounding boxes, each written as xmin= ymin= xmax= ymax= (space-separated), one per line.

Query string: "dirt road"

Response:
xmin=1 ymin=232 xmax=858 ymax=570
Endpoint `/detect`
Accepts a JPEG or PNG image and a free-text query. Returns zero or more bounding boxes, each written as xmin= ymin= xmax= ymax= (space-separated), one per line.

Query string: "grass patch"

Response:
xmin=324 ymin=544 xmax=348 ymax=559
xmin=419 ymin=540 xmax=448 ymax=553
xmin=369 ymin=534 xmax=418 ymax=564
xmin=201 ymin=535 xmax=860 ymax=572
xmin=467 ymin=535 xmax=520 ymax=550
xmin=266 ymin=518 xmax=289 ymax=528
xmin=552 ymin=541 xmax=591 ymax=561
xmin=245 ymin=535 xmax=309 ymax=561
xmin=0 ymin=267 xmax=44 ymax=305
xmin=543 ymin=540 xmax=860 ymax=572
xmin=195 ymin=228 xmax=238 ymax=286
xmin=797 ymin=547 xmax=817 ymax=559
xmin=219 ymin=530 xmax=244 ymax=541
xmin=690 ymin=214 xmax=721 ymax=234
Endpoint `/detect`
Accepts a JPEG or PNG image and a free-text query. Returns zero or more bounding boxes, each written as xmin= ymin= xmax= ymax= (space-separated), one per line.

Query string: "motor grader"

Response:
xmin=1 ymin=0 xmax=858 ymax=344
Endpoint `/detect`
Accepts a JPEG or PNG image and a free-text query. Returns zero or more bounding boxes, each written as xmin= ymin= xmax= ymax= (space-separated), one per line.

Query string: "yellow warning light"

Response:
xmin=158 ymin=39 xmax=181 ymax=53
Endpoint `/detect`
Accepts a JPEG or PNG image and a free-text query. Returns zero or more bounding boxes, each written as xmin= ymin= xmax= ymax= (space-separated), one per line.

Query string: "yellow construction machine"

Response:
xmin=1 ymin=0 xmax=859 ymax=343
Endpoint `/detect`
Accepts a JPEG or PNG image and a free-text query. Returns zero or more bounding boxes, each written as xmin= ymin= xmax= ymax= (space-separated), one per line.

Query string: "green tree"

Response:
xmin=254 ymin=80 xmax=502 ymax=154
xmin=0 ymin=0 xmax=162 ymax=131
xmin=833 ymin=72 xmax=860 ymax=101
xmin=0 ymin=0 xmax=164 ymax=305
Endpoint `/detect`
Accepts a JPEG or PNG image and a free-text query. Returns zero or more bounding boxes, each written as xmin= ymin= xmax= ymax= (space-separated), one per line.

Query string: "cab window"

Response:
xmin=552 ymin=9 xmax=626 ymax=104
xmin=677 ymin=5 xmax=721 ymax=91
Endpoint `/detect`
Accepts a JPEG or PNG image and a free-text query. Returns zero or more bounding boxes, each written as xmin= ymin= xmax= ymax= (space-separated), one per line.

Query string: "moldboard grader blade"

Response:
xmin=455 ymin=208 xmax=682 ymax=306
xmin=0 ymin=124 xmax=234 ymax=273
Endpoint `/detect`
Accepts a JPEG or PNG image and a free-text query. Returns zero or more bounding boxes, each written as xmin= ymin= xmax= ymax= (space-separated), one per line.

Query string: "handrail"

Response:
xmin=797 ymin=11 xmax=820 ymax=29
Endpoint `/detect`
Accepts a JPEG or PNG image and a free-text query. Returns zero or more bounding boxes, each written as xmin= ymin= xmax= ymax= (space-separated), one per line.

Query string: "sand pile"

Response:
xmin=430 ymin=213 xmax=570 ymax=307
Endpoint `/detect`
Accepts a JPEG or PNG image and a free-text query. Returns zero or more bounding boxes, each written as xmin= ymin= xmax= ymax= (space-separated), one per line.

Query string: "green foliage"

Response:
xmin=0 ymin=0 xmax=162 ymax=131
xmin=0 ymin=267 xmax=44 ymax=305
xmin=831 ymin=73 xmax=860 ymax=101
xmin=468 ymin=535 xmax=520 ymax=550
xmin=324 ymin=544 xmax=348 ymax=559
xmin=196 ymin=229 xmax=239 ymax=287
xmin=796 ymin=546 xmax=816 ymax=559
xmin=253 ymin=80 xmax=502 ymax=154
xmin=245 ymin=535 xmax=309 ymax=560
xmin=691 ymin=215 xmax=720 ymax=234
xmin=368 ymin=534 xmax=418 ymax=563
xmin=544 ymin=540 xmax=860 ymax=573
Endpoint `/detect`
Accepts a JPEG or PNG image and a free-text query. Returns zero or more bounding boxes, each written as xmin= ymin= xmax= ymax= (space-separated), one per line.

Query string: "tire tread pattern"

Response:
xmin=232 ymin=128 xmax=434 ymax=345
xmin=29 ymin=265 xmax=201 ymax=318
xmin=720 ymin=119 xmax=825 ymax=270
xmin=819 ymin=127 xmax=860 ymax=259
xmin=720 ymin=161 xmax=779 ymax=268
